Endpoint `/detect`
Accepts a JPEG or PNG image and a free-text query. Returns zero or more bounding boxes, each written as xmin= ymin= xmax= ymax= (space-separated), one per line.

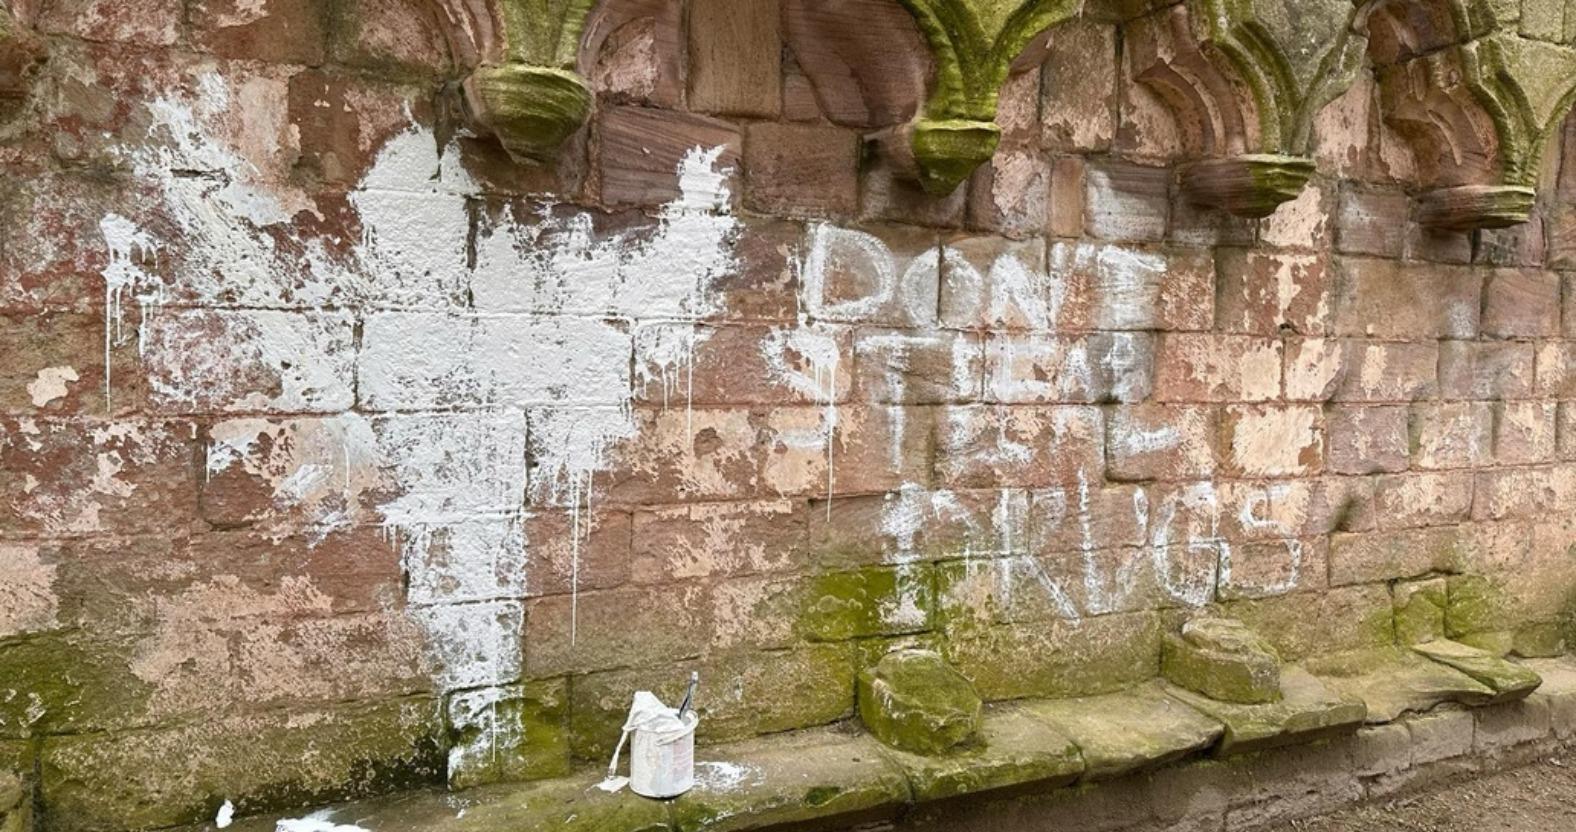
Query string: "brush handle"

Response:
xmin=676 ymin=671 xmax=700 ymax=719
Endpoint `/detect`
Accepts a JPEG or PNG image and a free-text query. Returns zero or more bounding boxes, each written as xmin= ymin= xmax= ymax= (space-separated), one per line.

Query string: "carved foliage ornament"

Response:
xmin=893 ymin=0 xmax=1083 ymax=194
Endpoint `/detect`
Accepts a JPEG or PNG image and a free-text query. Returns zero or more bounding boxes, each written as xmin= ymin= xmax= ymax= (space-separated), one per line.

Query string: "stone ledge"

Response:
xmin=198 ymin=656 xmax=1576 ymax=832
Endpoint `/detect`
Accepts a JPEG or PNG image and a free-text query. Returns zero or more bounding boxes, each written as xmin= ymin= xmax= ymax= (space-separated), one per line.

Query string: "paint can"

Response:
xmin=605 ymin=690 xmax=699 ymax=799
xmin=629 ymin=708 xmax=698 ymax=798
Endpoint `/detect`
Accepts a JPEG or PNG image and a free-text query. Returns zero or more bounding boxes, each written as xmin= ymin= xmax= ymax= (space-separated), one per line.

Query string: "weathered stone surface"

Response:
xmin=1161 ymin=618 xmax=1283 ymax=705
xmin=1308 ymin=647 xmax=1499 ymax=723
xmin=875 ymin=703 xmax=1083 ymax=801
xmin=1023 ymin=683 xmax=1223 ymax=780
xmin=1412 ymin=640 xmax=1542 ymax=702
xmin=1166 ymin=666 xmax=1366 ymax=755
xmin=858 ymin=649 xmax=982 ymax=756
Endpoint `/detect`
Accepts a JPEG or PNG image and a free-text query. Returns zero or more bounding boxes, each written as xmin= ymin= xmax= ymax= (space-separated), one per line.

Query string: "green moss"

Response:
xmin=1394 ymin=579 xmax=1447 ymax=645
xmin=464 ymin=65 xmax=592 ymax=164
xmin=799 ymin=566 xmax=935 ymax=643
xmin=1160 ymin=619 xmax=1282 ymax=705
xmin=1446 ymin=575 xmax=1514 ymax=640
xmin=0 ymin=633 xmax=154 ymax=739
xmin=857 ymin=649 xmax=981 ymax=755
xmin=910 ymin=119 xmax=1000 ymax=195
xmin=447 ymin=681 xmax=570 ymax=789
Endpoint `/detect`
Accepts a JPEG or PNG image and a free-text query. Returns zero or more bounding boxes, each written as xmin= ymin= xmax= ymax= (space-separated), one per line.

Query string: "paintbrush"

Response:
xmin=676 ymin=671 xmax=699 ymax=720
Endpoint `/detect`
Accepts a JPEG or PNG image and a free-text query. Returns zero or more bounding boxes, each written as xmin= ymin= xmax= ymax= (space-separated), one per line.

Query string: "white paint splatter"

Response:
xmin=27 ymin=366 xmax=79 ymax=407
xmin=275 ymin=810 xmax=369 ymax=832
xmin=215 ymin=800 xmax=235 ymax=829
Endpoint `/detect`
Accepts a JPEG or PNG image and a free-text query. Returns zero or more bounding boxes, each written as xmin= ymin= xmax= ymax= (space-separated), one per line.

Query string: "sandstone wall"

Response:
xmin=4 ymin=0 xmax=1576 ymax=829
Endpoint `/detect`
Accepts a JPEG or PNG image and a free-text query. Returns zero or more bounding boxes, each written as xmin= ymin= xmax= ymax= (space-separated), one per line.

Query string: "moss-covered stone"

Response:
xmin=0 ymin=632 xmax=154 ymax=739
xmin=1307 ymin=647 xmax=1498 ymax=723
xmin=1219 ymin=585 xmax=1396 ymax=662
xmin=857 ymin=649 xmax=981 ymax=756
xmin=1022 ymin=682 xmax=1222 ymax=780
xmin=463 ymin=65 xmax=592 ymax=164
xmin=1165 ymin=666 xmax=1365 ymax=755
xmin=1180 ymin=155 xmax=1317 ymax=218
xmin=946 ymin=612 xmax=1162 ymax=701
xmin=1446 ymin=575 xmax=1514 ymax=641
xmin=1394 ymin=578 xmax=1447 ymax=645
xmin=668 ymin=728 xmax=911 ymax=832
xmin=1411 ymin=639 xmax=1542 ymax=702
xmin=874 ymin=702 xmax=1082 ymax=802
xmin=1161 ymin=618 xmax=1282 ymax=705
xmin=1513 ymin=622 xmax=1567 ymax=658
xmin=799 ymin=565 xmax=935 ymax=643
xmin=910 ymin=119 xmax=1001 ymax=195
xmin=40 ymin=697 xmax=443 ymax=832
xmin=446 ymin=681 xmax=570 ymax=790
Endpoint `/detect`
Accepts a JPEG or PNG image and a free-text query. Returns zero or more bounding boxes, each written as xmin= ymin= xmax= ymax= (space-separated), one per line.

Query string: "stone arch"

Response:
xmin=1120 ymin=0 xmax=1368 ymax=217
xmin=1362 ymin=0 xmax=1576 ymax=228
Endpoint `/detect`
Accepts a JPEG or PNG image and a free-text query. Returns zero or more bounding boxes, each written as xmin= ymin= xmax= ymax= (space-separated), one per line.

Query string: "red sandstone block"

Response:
xmin=1482 ymin=269 xmax=1560 ymax=338
xmin=1156 ymin=249 xmax=1216 ymax=331
xmin=854 ymin=329 xmax=984 ymax=404
xmin=984 ymin=333 xmax=1154 ymax=404
xmin=744 ymin=122 xmax=859 ymax=217
xmin=707 ymin=573 xmax=810 ymax=651
xmin=1169 ymin=191 xmax=1258 ymax=248
xmin=938 ymin=235 xmax=1050 ymax=330
xmin=1048 ymin=156 xmax=1087 ymax=238
xmin=1311 ymin=71 xmax=1373 ymax=178
xmin=1561 ymin=402 xmax=1576 ymax=460
xmin=38 ymin=0 xmax=181 ymax=46
xmin=0 ymin=311 xmax=142 ymax=417
xmin=1477 ymin=219 xmax=1546 ymax=268
xmin=808 ymin=487 xmax=1028 ymax=567
xmin=779 ymin=0 xmax=931 ymax=129
xmin=1335 ymin=187 xmax=1409 ymax=257
xmin=1213 ymin=478 xmax=1375 ymax=544
xmin=0 ymin=418 xmax=199 ymax=537
xmin=1028 ymin=546 xmax=1162 ymax=617
xmin=1219 ymin=404 xmax=1324 ymax=478
xmin=1215 ymin=250 xmax=1332 ymax=336
xmin=1410 ymin=402 xmax=1493 ymax=469
xmin=630 ymin=500 xmax=805 ymax=583
xmin=934 ymin=404 xmax=1103 ymax=489
xmin=1329 ymin=527 xmax=1461 ymax=586
xmin=1473 ymin=464 xmax=1576 ymax=521
xmin=1493 ymin=401 xmax=1558 ymax=464
xmin=1405 ymin=224 xmax=1474 ymax=264
xmin=1048 ymin=241 xmax=1170 ymax=331
xmin=328 ymin=0 xmax=452 ymax=74
xmin=995 ymin=68 xmax=1041 ymax=145
xmin=1105 ymin=403 xmax=1217 ymax=481
xmin=689 ymin=0 xmax=782 ymax=118
xmin=1041 ymin=21 xmax=1117 ymax=152
xmin=1151 ymin=334 xmax=1281 ymax=402
xmin=569 ymin=406 xmax=764 ymax=507
xmin=1535 ymin=342 xmax=1576 ymax=398
xmin=191 ymin=0 xmax=326 ymax=64
xmin=288 ymin=71 xmax=416 ymax=186
xmin=1083 ymin=160 xmax=1169 ymax=242
xmin=1439 ymin=340 xmax=1534 ymax=399
xmin=1 ymin=173 xmax=146 ymax=314
xmin=712 ymin=219 xmax=805 ymax=323
xmin=1259 ymin=181 xmax=1334 ymax=251
xmin=1326 ymin=405 xmax=1410 ymax=475
xmin=583 ymin=0 xmax=685 ymax=108
xmin=1283 ymin=337 xmax=1344 ymax=401
xmin=1373 ymin=471 xmax=1474 ymax=530
xmin=861 ymin=151 xmax=968 ymax=227
xmin=800 ymin=223 xmax=940 ymax=327
xmin=1332 ymin=257 xmax=1481 ymax=339
xmin=1333 ymin=341 xmax=1439 ymax=402
xmin=143 ymin=308 xmax=356 ymax=414
xmin=632 ymin=322 xmax=854 ymax=407
xmin=522 ymin=508 xmax=632 ymax=597
xmin=1030 ymin=482 xmax=1145 ymax=553
xmin=1224 ymin=537 xmax=1329 ymax=600
xmin=967 ymin=143 xmax=1050 ymax=237
xmin=758 ymin=404 xmax=932 ymax=497
xmin=525 ymin=584 xmax=713 ymax=678
xmin=597 ymin=107 xmax=742 ymax=207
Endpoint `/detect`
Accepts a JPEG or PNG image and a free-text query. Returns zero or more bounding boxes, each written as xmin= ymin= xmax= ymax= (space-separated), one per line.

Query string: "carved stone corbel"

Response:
xmin=888 ymin=0 xmax=1083 ymax=195
xmin=446 ymin=0 xmax=599 ymax=163
xmin=1368 ymin=0 xmax=1576 ymax=229
xmin=0 ymin=6 xmax=46 ymax=123
xmin=1127 ymin=0 xmax=1367 ymax=217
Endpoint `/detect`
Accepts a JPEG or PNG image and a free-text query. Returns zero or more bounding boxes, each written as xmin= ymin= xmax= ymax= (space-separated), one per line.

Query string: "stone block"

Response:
xmin=688 ymin=0 xmax=781 ymax=117
xmin=1219 ymin=405 xmax=1324 ymax=477
xmin=1394 ymin=578 xmax=1448 ymax=645
xmin=630 ymin=500 xmax=803 ymax=584
xmin=946 ymin=612 xmax=1162 ymax=701
xmin=1334 ymin=341 xmax=1439 ymax=402
xmin=1215 ymin=250 xmax=1331 ymax=336
xmin=525 ymin=584 xmax=712 ymax=677
xmin=876 ymin=703 xmax=1083 ymax=801
xmin=1412 ymin=640 xmax=1542 ymax=702
xmin=1048 ymin=156 xmax=1087 ymax=237
xmin=1283 ymin=337 xmax=1344 ymax=401
xmin=38 ymin=0 xmax=182 ymax=46
xmin=1041 ymin=21 xmax=1117 ymax=151
xmin=1438 ymin=341 xmax=1534 ymax=400
xmin=1492 ymin=401 xmax=1557 ymax=464
xmin=1162 ymin=618 xmax=1283 ymax=705
xmin=1473 ymin=697 xmax=1552 ymax=754
xmin=191 ymin=0 xmax=326 ymax=64
xmin=1105 ymin=404 xmax=1217 ymax=481
xmin=1023 ymin=682 xmax=1222 ymax=780
xmin=597 ymin=107 xmax=742 ymax=207
xmin=799 ymin=565 xmax=935 ymax=642
xmin=1167 ymin=667 xmax=1365 ymax=756
xmin=744 ymin=122 xmax=858 ymax=217
xmin=1408 ymin=709 xmax=1475 ymax=764
xmin=1335 ymin=188 xmax=1409 ymax=257
xmin=1152 ymin=334 xmax=1281 ymax=402
xmin=1307 ymin=647 xmax=1497 ymax=723
xmin=1332 ymin=258 xmax=1480 ymax=339
xmin=934 ymin=404 xmax=1104 ymax=489
xmin=1482 ymin=269 xmax=1560 ymax=338
xmin=1084 ymin=160 xmax=1170 ymax=242
xmin=1411 ymin=402 xmax=1494 ymax=469
xmin=855 ymin=329 xmax=983 ymax=404
xmin=1352 ymin=722 xmax=1412 ymax=777
xmin=445 ymin=681 xmax=570 ymax=789
xmin=984 ymin=333 xmax=1154 ymax=404
xmin=1327 ymin=405 xmax=1409 ymax=474
xmin=857 ymin=649 xmax=982 ymax=755
xmin=144 ymin=309 xmax=356 ymax=414
xmin=967 ymin=143 xmax=1050 ymax=236
xmin=1328 ymin=527 xmax=1461 ymax=586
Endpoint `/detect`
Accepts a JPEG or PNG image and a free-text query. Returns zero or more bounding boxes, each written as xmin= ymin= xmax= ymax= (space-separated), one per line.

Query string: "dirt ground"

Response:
xmin=1285 ymin=755 xmax=1576 ymax=831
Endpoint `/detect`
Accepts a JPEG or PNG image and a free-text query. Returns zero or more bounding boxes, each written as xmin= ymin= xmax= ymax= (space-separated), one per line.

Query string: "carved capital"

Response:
xmin=892 ymin=0 xmax=1082 ymax=194
xmin=1127 ymin=0 xmax=1366 ymax=217
xmin=444 ymin=0 xmax=601 ymax=164
xmin=0 ymin=6 xmax=46 ymax=123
